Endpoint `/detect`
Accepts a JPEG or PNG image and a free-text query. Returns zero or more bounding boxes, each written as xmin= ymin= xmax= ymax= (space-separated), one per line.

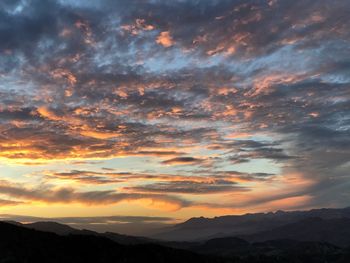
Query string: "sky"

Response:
xmin=0 ymin=0 xmax=349 ymax=233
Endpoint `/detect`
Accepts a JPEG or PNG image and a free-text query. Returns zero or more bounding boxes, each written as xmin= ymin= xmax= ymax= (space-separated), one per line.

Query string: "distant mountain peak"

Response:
xmin=25 ymin=221 xmax=77 ymax=235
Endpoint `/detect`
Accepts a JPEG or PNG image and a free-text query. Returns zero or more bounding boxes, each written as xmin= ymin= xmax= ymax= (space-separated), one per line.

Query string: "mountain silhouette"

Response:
xmin=153 ymin=207 xmax=350 ymax=241
xmin=241 ymin=217 xmax=350 ymax=246
xmin=5 ymin=220 xmax=159 ymax=245
xmin=3 ymin=207 xmax=350 ymax=262
xmin=25 ymin=221 xmax=78 ymax=235
xmin=0 ymin=222 xmax=221 ymax=263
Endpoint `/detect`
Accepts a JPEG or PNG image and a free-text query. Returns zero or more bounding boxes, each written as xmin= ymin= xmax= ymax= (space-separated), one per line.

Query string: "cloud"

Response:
xmin=42 ymin=169 xmax=271 ymax=187
xmin=0 ymin=199 xmax=23 ymax=206
xmin=125 ymin=180 xmax=247 ymax=194
xmin=0 ymin=179 xmax=191 ymax=210
xmin=161 ymin=157 xmax=203 ymax=166
xmin=156 ymin=31 xmax=174 ymax=47
xmin=0 ymin=0 xmax=349 ymax=213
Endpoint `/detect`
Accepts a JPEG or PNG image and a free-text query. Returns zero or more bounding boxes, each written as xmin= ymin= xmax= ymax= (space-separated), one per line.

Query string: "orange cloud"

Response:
xmin=79 ymin=130 xmax=122 ymax=139
xmin=121 ymin=18 xmax=154 ymax=35
xmin=50 ymin=68 xmax=77 ymax=86
xmin=37 ymin=107 xmax=62 ymax=121
xmin=156 ymin=31 xmax=174 ymax=47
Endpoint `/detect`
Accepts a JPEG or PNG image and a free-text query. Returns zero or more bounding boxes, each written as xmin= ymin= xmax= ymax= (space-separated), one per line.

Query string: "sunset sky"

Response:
xmin=0 ymin=0 xmax=349 ymax=231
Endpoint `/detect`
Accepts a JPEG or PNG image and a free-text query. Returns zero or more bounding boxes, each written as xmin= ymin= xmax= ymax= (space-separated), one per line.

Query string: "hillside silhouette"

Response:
xmin=0 ymin=222 xmax=221 ymax=263
xmin=154 ymin=207 xmax=350 ymax=241
xmin=3 ymin=207 xmax=350 ymax=262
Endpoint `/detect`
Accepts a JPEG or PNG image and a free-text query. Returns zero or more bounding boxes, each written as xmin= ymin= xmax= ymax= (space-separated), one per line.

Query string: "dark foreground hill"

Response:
xmin=3 ymin=220 xmax=350 ymax=263
xmin=0 ymin=222 xmax=221 ymax=263
xmin=24 ymin=221 xmax=77 ymax=235
xmin=190 ymin=237 xmax=350 ymax=263
xmin=21 ymin=221 xmax=156 ymax=245
xmin=5 ymin=220 xmax=164 ymax=246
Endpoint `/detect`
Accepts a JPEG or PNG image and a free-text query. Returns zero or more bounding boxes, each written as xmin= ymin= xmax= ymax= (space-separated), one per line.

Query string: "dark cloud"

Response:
xmin=161 ymin=157 xmax=203 ymax=165
xmin=125 ymin=180 xmax=247 ymax=194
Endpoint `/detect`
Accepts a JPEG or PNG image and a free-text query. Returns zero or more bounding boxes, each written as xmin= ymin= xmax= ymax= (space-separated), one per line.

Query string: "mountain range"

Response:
xmin=0 ymin=222 xmax=220 ymax=263
xmin=153 ymin=207 xmax=350 ymax=241
xmin=3 ymin=207 xmax=350 ymax=262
